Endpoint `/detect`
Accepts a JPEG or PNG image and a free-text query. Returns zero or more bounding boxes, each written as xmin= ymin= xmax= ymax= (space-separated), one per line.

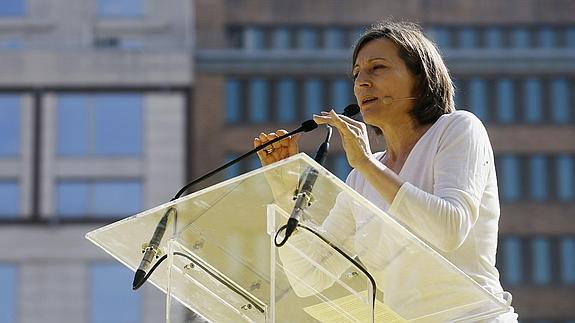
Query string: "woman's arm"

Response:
xmin=315 ymin=111 xmax=492 ymax=252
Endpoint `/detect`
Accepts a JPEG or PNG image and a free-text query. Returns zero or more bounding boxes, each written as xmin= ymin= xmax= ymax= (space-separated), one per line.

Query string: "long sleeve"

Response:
xmin=388 ymin=112 xmax=493 ymax=252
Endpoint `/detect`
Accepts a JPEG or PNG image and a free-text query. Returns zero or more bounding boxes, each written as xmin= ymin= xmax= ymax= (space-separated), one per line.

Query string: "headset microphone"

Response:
xmin=382 ymin=96 xmax=416 ymax=105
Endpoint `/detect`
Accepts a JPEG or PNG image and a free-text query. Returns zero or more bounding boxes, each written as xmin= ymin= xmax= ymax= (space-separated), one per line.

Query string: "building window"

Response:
xmin=57 ymin=94 xmax=143 ymax=156
xmin=498 ymin=155 xmax=521 ymax=202
xmin=537 ymin=27 xmax=556 ymax=48
xmin=531 ymin=237 xmax=552 ymax=285
xmin=529 ymin=155 xmax=548 ymax=201
xmin=556 ymin=155 xmax=574 ymax=202
xmin=303 ymin=79 xmax=323 ymax=116
xmin=428 ymin=27 xmax=451 ymax=49
xmin=501 ymin=237 xmax=523 ymax=286
xmin=297 ymin=27 xmax=320 ymax=49
xmin=324 ymin=27 xmax=345 ymax=49
xmin=225 ymin=79 xmax=242 ymax=124
xmin=276 ymin=79 xmax=297 ymax=123
xmin=511 ymin=27 xmax=530 ymax=48
xmin=244 ymin=26 xmax=265 ymax=50
xmin=97 ymin=0 xmax=144 ymax=18
xmin=567 ymin=27 xmax=575 ymax=48
xmin=0 ymin=181 xmax=19 ymax=218
xmin=0 ymin=94 xmax=21 ymax=157
xmin=560 ymin=237 xmax=575 ymax=285
xmin=56 ymin=180 xmax=143 ymax=218
xmin=468 ymin=78 xmax=488 ymax=121
xmin=495 ymin=79 xmax=514 ymax=123
xmin=550 ymin=78 xmax=571 ymax=124
xmin=0 ymin=0 xmax=25 ymax=16
xmin=523 ymin=78 xmax=543 ymax=123
xmin=91 ymin=263 xmax=141 ymax=323
xmin=0 ymin=264 xmax=17 ymax=323
xmin=248 ymin=79 xmax=268 ymax=123
xmin=271 ymin=27 xmax=291 ymax=50
xmin=458 ymin=27 xmax=478 ymax=49
xmin=331 ymin=79 xmax=353 ymax=110
xmin=484 ymin=27 xmax=503 ymax=49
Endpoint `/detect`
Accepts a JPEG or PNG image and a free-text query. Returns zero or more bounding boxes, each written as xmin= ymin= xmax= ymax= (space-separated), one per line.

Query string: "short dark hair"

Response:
xmin=352 ymin=21 xmax=455 ymax=126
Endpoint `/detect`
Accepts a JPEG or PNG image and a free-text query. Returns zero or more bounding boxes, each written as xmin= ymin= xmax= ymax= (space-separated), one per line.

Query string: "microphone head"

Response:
xmin=343 ymin=104 xmax=360 ymax=117
xmin=301 ymin=119 xmax=318 ymax=132
xmin=382 ymin=96 xmax=394 ymax=105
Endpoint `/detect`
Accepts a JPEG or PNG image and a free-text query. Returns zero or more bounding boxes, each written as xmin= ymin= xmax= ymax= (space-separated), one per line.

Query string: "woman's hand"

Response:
xmin=313 ymin=110 xmax=373 ymax=170
xmin=254 ymin=130 xmax=300 ymax=166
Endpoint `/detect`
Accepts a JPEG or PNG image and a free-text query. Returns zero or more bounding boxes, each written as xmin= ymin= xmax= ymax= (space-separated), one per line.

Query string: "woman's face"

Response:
xmin=352 ymin=38 xmax=417 ymax=126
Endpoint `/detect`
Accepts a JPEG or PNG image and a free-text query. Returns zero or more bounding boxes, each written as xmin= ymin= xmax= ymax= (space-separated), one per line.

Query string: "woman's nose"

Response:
xmin=355 ymin=72 xmax=372 ymax=88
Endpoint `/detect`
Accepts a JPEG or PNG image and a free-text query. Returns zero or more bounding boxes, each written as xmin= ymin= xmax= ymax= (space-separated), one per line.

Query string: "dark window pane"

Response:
xmin=57 ymin=95 xmax=90 ymax=155
xmin=325 ymin=27 xmax=345 ymax=49
xmin=57 ymin=94 xmax=143 ymax=156
xmin=499 ymin=155 xmax=520 ymax=201
xmin=529 ymin=155 xmax=548 ymax=201
xmin=297 ymin=27 xmax=320 ymax=49
xmin=0 ymin=0 xmax=25 ymax=16
xmin=458 ymin=27 xmax=477 ymax=49
xmin=496 ymin=79 xmax=514 ymax=123
xmin=485 ymin=27 xmax=503 ymax=49
xmin=0 ymin=264 xmax=17 ymax=323
xmin=276 ymin=79 xmax=296 ymax=123
xmin=568 ymin=27 xmax=575 ymax=48
xmin=560 ymin=237 xmax=575 ymax=284
xmin=304 ymin=78 xmax=323 ymax=116
xmin=271 ymin=27 xmax=291 ymax=49
xmin=537 ymin=27 xmax=556 ymax=48
xmin=244 ymin=26 xmax=265 ymax=50
xmin=502 ymin=237 xmax=523 ymax=285
xmin=56 ymin=181 xmax=89 ymax=217
xmin=557 ymin=155 xmax=574 ymax=202
xmin=0 ymin=95 xmax=20 ymax=156
xmin=93 ymin=94 xmax=143 ymax=155
xmin=531 ymin=237 xmax=552 ymax=285
xmin=249 ymin=79 xmax=268 ymax=122
xmin=469 ymin=78 xmax=488 ymax=121
xmin=524 ymin=78 xmax=543 ymax=123
xmin=511 ymin=27 xmax=530 ymax=48
xmin=92 ymin=181 xmax=142 ymax=216
xmin=57 ymin=180 xmax=142 ymax=217
xmin=331 ymin=79 xmax=351 ymax=109
xmin=97 ymin=0 xmax=144 ymax=18
xmin=225 ymin=79 xmax=242 ymax=123
xmin=550 ymin=78 xmax=570 ymax=124
xmin=91 ymin=263 xmax=141 ymax=323
xmin=0 ymin=181 xmax=19 ymax=218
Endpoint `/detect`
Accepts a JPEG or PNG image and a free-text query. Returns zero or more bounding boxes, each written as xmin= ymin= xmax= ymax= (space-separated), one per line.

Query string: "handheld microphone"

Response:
xmin=381 ymin=96 xmax=416 ymax=105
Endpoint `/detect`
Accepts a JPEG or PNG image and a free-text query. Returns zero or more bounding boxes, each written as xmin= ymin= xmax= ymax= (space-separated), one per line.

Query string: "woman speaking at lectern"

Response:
xmin=254 ymin=21 xmax=517 ymax=322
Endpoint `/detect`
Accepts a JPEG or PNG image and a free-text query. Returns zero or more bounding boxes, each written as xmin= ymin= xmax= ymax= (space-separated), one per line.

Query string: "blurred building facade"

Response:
xmin=1 ymin=0 xmax=575 ymax=322
xmin=0 ymin=0 xmax=192 ymax=322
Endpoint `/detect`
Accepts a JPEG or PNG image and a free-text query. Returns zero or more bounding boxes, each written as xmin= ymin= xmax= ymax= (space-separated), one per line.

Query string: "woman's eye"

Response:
xmin=373 ymin=65 xmax=385 ymax=70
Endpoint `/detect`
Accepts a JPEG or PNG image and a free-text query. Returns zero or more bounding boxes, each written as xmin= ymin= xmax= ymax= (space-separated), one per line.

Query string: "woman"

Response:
xmin=255 ymin=21 xmax=517 ymax=321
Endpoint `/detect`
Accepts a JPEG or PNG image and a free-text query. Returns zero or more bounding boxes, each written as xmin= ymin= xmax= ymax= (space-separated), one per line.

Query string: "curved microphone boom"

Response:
xmin=381 ymin=96 xmax=416 ymax=105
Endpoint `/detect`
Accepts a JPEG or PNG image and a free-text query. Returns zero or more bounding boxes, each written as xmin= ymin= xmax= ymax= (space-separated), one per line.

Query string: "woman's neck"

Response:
xmin=379 ymin=118 xmax=431 ymax=163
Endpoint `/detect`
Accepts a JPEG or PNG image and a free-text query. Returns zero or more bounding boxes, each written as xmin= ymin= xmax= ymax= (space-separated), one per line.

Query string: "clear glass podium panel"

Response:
xmin=86 ymin=153 xmax=509 ymax=322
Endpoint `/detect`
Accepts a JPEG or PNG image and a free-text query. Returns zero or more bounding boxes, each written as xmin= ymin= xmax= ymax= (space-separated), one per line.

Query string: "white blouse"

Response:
xmin=280 ymin=110 xmax=517 ymax=321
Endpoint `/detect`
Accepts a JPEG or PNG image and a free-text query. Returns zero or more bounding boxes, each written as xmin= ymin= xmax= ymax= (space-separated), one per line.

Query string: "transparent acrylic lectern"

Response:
xmin=86 ymin=153 xmax=511 ymax=322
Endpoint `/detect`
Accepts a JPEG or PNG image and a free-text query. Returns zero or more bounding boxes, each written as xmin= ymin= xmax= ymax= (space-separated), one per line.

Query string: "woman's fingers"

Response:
xmin=254 ymin=130 xmax=299 ymax=166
